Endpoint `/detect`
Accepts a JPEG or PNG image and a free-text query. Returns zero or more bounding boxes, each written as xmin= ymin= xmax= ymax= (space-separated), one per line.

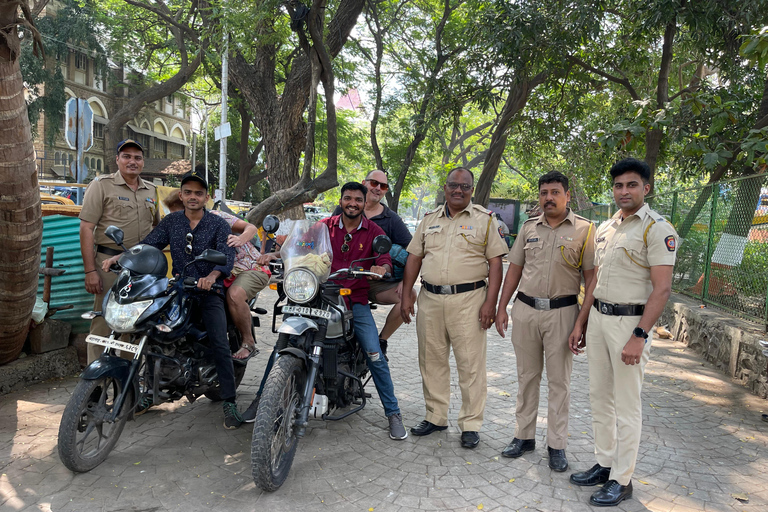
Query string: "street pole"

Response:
xmin=204 ymin=113 xmax=209 ymax=185
xmin=191 ymin=132 xmax=196 ymax=173
xmin=217 ymin=32 xmax=229 ymax=202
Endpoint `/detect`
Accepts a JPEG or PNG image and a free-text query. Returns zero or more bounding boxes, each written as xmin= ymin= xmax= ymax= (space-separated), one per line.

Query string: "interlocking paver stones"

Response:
xmin=2 ymin=282 xmax=768 ymax=511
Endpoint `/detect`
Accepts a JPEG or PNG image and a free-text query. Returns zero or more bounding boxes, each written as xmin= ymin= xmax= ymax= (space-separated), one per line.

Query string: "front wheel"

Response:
xmin=57 ymin=376 xmax=131 ymax=472
xmin=251 ymin=355 xmax=305 ymax=491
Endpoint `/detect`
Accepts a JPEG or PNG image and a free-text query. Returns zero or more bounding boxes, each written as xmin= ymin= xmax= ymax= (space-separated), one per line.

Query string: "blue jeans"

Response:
xmin=352 ymin=303 xmax=400 ymax=417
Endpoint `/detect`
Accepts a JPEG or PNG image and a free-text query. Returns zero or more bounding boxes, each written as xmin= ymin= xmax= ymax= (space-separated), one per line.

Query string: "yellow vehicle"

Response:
xmin=40 ymin=193 xmax=75 ymax=205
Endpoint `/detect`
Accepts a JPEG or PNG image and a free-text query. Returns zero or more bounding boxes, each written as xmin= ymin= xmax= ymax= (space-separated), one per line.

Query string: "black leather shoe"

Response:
xmin=411 ymin=420 xmax=448 ymax=436
xmin=501 ymin=438 xmax=535 ymax=458
xmin=460 ymin=431 xmax=480 ymax=449
xmin=569 ymin=463 xmax=611 ymax=486
xmin=589 ymin=480 xmax=633 ymax=507
xmin=547 ymin=447 xmax=568 ymax=472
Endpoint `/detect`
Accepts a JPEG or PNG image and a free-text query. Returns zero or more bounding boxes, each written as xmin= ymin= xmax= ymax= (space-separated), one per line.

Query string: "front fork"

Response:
xmin=294 ymin=324 xmax=327 ymax=437
xmin=109 ymin=334 xmax=149 ymax=422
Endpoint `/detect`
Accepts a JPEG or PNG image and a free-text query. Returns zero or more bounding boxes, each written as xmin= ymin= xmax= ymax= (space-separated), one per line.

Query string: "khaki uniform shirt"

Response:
xmin=79 ymin=172 xmax=159 ymax=249
xmin=508 ymin=209 xmax=595 ymax=298
xmin=407 ymin=202 xmax=509 ymax=285
xmin=593 ymin=203 xmax=678 ymax=305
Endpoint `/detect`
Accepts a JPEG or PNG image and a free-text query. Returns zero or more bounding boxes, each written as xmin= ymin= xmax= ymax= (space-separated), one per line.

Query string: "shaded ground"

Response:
xmin=2 ymin=286 xmax=767 ymax=511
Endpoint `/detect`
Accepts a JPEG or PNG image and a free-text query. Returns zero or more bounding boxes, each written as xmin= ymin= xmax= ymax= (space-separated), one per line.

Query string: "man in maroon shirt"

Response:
xmin=245 ymin=183 xmax=407 ymax=440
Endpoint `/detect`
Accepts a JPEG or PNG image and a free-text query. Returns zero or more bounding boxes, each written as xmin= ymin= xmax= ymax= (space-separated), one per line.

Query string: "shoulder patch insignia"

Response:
xmin=665 ymin=235 xmax=676 ymax=252
xmin=498 ymin=226 xmax=504 ymax=238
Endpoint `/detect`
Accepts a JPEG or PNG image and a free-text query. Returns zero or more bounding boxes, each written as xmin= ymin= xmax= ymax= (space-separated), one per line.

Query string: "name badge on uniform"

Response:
xmin=526 ymin=237 xmax=539 ymax=243
xmin=665 ymin=235 xmax=676 ymax=251
xmin=428 ymin=225 xmax=440 ymax=229
xmin=118 ymin=196 xmax=129 ymax=201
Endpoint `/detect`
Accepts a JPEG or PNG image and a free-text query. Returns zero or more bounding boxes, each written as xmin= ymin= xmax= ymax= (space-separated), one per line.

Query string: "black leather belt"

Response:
xmin=96 ymin=245 xmax=121 ymax=256
xmin=421 ymin=279 xmax=486 ymax=295
xmin=517 ymin=292 xmax=578 ymax=311
xmin=593 ymin=299 xmax=645 ymax=316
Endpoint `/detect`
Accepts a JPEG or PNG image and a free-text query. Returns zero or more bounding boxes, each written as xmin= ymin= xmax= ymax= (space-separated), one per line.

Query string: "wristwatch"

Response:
xmin=633 ymin=327 xmax=648 ymax=339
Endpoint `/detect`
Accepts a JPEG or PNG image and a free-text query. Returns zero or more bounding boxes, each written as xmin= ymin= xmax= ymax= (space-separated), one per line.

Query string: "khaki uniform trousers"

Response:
xmin=510 ymin=300 xmax=577 ymax=449
xmin=87 ymin=252 xmax=122 ymax=363
xmin=587 ymin=306 xmax=651 ymax=486
xmin=416 ymin=287 xmax=487 ymax=432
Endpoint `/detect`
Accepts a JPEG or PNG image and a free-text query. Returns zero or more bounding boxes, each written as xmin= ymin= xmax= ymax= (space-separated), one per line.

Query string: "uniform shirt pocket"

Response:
xmin=523 ymin=239 xmax=544 ymax=257
xmin=556 ymin=240 xmax=583 ymax=268
xmin=615 ymin=239 xmax=649 ymax=269
xmin=455 ymin=227 xmax=483 ymax=252
xmin=423 ymin=225 xmax=444 ymax=250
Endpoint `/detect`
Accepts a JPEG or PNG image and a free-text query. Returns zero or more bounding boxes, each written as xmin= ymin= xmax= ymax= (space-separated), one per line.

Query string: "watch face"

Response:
xmin=633 ymin=327 xmax=647 ymax=339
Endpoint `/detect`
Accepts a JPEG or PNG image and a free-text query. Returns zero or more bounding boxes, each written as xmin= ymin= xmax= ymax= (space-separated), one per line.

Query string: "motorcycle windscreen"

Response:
xmin=282 ymin=220 xmax=333 ymax=281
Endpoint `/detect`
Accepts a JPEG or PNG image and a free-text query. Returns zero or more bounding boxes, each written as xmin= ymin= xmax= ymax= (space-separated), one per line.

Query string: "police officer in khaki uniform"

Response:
xmin=568 ymin=158 xmax=677 ymax=507
xmin=79 ymin=139 xmax=158 ymax=363
xmin=401 ymin=167 xmax=509 ymax=449
xmin=495 ymin=171 xmax=595 ymax=472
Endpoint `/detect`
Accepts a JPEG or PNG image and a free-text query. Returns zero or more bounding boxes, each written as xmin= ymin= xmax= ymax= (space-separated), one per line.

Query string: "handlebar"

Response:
xmin=328 ymin=269 xmax=391 ymax=280
xmin=182 ymin=277 xmax=223 ymax=291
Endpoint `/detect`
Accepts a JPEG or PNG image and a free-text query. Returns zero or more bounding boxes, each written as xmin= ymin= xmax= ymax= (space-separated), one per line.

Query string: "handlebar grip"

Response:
xmin=383 ymin=272 xmax=392 ymax=279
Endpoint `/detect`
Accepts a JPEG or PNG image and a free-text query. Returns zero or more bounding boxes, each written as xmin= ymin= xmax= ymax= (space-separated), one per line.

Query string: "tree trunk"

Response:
xmin=0 ymin=0 xmax=43 ymax=364
xmin=474 ymin=71 xmax=548 ymax=207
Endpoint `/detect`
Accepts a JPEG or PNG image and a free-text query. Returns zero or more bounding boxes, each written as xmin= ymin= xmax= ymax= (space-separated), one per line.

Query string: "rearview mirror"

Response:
xmin=197 ymin=249 xmax=227 ymax=266
xmin=263 ymin=215 xmax=280 ymax=234
xmin=372 ymin=235 xmax=392 ymax=255
xmin=105 ymin=225 xmax=124 ymax=246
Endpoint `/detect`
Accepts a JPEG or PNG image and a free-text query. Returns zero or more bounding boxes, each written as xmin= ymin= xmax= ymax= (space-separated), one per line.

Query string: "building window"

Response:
xmin=75 ymin=52 xmax=87 ymax=70
xmin=94 ymin=122 xmax=104 ymax=139
xmin=154 ymin=138 xmax=167 ymax=154
xmin=169 ymin=142 xmax=185 ymax=158
xmin=68 ymin=154 xmax=73 ymax=165
xmin=97 ymin=159 xmax=102 ymax=172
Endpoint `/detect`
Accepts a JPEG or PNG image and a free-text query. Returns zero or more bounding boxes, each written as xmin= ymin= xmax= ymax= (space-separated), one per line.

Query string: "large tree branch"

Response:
xmin=567 ymin=54 xmax=640 ymax=101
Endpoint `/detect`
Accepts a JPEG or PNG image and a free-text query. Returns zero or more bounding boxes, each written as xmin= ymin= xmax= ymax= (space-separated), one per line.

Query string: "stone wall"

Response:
xmin=0 ymin=346 xmax=80 ymax=395
xmin=661 ymin=293 xmax=768 ymax=398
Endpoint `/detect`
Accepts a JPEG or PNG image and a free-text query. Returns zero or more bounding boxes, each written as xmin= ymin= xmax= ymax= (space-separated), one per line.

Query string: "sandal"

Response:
xmin=233 ymin=342 xmax=257 ymax=362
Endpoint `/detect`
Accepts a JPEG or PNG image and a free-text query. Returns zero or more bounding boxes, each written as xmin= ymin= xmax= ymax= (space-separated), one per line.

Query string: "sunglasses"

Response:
xmin=341 ymin=233 xmax=353 ymax=253
xmin=446 ymin=182 xmax=472 ymax=192
xmin=365 ymin=179 xmax=389 ymax=191
xmin=185 ymin=232 xmax=193 ymax=255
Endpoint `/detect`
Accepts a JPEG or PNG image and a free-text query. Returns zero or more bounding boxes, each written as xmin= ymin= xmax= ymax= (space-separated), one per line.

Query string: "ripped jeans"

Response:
xmin=352 ymin=303 xmax=400 ymax=417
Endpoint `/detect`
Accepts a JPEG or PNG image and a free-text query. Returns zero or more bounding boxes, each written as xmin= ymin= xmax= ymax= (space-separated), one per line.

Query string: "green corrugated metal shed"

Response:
xmin=37 ymin=215 xmax=92 ymax=333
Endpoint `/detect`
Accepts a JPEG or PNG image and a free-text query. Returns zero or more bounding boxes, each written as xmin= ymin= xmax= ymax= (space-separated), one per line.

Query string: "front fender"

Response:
xmin=278 ymin=316 xmax=319 ymax=336
xmin=81 ymin=354 xmax=132 ymax=384
xmin=277 ymin=347 xmax=308 ymax=368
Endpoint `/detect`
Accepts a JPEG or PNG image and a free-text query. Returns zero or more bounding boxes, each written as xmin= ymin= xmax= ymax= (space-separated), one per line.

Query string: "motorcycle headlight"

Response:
xmin=283 ymin=268 xmax=319 ymax=303
xmin=104 ymin=293 xmax=153 ymax=332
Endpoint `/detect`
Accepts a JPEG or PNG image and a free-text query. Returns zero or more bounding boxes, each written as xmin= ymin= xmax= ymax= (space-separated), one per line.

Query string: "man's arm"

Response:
xmin=79 ymin=221 xmax=102 ymax=294
xmin=495 ymin=263 xmax=523 ymax=337
xmin=400 ymin=254 xmax=423 ymax=323
xmin=229 ymin=218 xmax=259 ymax=247
xmin=141 ymin=217 xmax=170 ymax=249
xmin=569 ymin=265 xmax=598 ymax=355
xmin=479 ymin=256 xmax=503 ymax=330
xmin=620 ymin=265 xmax=673 ymax=365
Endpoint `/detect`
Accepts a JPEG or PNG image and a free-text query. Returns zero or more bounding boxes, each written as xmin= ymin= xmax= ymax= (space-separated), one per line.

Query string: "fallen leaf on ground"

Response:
xmin=732 ymin=493 xmax=749 ymax=503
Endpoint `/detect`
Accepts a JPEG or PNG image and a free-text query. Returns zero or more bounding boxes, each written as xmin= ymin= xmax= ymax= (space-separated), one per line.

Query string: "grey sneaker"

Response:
xmin=241 ymin=395 xmax=260 ymax=423
xmin=223 ymin=401 xmax=243 ymax=429
xmin=388 ymin=413 xmax=407 ymax=440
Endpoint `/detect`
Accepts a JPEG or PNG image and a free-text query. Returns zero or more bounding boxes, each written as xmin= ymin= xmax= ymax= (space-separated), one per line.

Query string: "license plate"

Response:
xmin=282 ymin=305 xmax=332 ymax=320
xmin=85 ymin=335 xmax=140 ymax=354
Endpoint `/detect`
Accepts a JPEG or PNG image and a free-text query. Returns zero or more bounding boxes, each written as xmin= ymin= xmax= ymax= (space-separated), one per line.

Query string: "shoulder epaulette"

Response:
xmin=523 ymin=215 xmax=540 ymax=224
xmin=471 ymin=204 xmax=492 ymax=215
xmin=424 ymin=207 xmax=440 ymax=216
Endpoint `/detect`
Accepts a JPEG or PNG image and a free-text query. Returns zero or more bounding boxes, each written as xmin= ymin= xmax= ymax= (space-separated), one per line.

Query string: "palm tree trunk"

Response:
xmin=0 ymin=0 xmax=43 ymax=364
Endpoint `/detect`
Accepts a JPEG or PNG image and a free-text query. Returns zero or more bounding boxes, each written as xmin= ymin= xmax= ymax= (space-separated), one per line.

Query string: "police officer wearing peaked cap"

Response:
xmin=79 ymin=139 xmax=159 ymax=364
xmin=568 ymin=158 xmax=678 ymax=507
xmin=400 ymin=167 xmax=509 ymax=449
xmin=495 ymin=171 xmax=595 ymax=472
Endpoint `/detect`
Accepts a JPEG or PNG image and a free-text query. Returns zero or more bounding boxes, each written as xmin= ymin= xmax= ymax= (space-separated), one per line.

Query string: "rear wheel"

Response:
xmin=57 ymin=376 xmax=131 ymax=472
xmin=251 ymin=355 xmax=305 ymax=491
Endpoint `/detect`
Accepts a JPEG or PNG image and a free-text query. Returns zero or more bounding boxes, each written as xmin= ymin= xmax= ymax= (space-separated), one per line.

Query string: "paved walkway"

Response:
xmin=2 ymin=289 xmax=768 ymax=512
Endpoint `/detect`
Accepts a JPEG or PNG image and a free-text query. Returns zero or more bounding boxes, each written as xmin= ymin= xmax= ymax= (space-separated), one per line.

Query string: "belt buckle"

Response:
xmin=600 ymin=302 xmax=610 ymax=315
xmin=439 ymin=285 xmax=452 ymax=294
xmin=534 ymin=298 xmax=551 ymax=311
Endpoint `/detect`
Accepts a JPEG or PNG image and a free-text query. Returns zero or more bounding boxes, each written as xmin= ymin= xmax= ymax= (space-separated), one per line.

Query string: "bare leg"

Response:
xmin=227 ymin=285 xmax=255 ymax=359
xmin=377 ymin=285 xmax=417 ymax=341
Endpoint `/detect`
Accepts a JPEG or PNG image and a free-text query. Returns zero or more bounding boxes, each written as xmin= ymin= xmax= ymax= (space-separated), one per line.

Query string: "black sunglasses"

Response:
xmin=185 ymin=232 xmax=193 ymax=255
xmin=341 ymin=233 xmax=353 ymax=253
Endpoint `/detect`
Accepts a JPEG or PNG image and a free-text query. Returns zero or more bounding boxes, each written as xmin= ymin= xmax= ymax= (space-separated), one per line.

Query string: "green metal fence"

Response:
xmin=577 ymin=173 xmax=768 ymax=326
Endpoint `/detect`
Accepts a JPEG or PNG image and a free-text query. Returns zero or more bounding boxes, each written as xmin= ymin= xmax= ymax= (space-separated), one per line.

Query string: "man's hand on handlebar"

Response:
xmin=257 ymin=252 xmax=279 ymax=265
xmin=368 ymin=265 xmax=387 ymax=280
xmin=197 ymin=271 xmax=221 ymax=291
xmin=101 ymin=254 xmax=121 ymax=273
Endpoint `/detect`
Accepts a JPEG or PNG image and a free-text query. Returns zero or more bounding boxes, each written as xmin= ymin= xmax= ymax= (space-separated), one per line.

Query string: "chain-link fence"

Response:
xmin=577 ymin=173 xmax=768 ymax=326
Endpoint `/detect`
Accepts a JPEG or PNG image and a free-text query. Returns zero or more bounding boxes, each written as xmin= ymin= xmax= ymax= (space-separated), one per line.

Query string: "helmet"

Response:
xmin=118 ymin=244 xmax=168 ymax=277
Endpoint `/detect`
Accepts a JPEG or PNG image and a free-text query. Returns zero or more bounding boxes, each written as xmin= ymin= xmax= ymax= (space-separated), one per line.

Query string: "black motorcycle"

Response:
xmin=57 ymin=226 xmax=265 ymax=472
xmin=250 ymin=217 xmax=391 ymax=491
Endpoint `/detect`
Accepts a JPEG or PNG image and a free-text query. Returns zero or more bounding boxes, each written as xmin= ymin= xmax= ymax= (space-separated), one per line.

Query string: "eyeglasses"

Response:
xmin=446 ymin=182 xmax=472 ymax=192
xmin=185 ymin=232 xmax=193 ymax=255
xmin=365 ymin=179 xmax=389 ymax=191
xmin=341 ymin=233 xmax=352 ymax=253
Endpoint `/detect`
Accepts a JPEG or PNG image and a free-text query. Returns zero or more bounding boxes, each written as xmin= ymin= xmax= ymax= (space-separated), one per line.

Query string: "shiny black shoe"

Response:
xmin=379 ymin=338 xmax=389 ymax=362
xmin=501 ymin=438 xmax=535 ymax=458
xmin=570 ymin=463 xmax=611 ymax=486
xmin=547 ymin=447 xmax=568 ymax=472
xmin=460 ymin=431 xmax=480 ymax=449
xmin=411 ymin=420 xmax=448 ymax=436
xmin=589 ymin=480 xmax=633 ymax=507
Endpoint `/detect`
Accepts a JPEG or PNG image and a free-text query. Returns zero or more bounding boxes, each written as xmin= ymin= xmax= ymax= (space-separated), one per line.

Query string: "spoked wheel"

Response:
xmin=251 ymin=355 xmax=305 ymax=491
xmin=57 ymin=376 xmax=131 ymax=472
